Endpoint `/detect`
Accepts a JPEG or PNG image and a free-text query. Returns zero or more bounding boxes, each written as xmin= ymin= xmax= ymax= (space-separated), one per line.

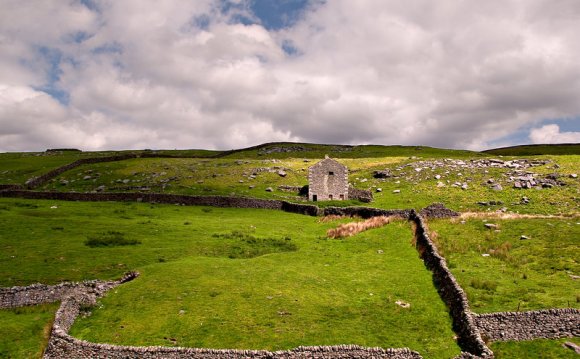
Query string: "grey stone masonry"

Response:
xmin=475 ymin=309 xmax=580 ymax=342
xmin=308 ymin=157 xmax=349 ymax=201
xmin=0 ymin=272 xmax=138 ymax=309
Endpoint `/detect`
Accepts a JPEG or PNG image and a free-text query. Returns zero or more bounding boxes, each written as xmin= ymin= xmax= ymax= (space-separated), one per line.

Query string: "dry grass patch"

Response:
xmin=327 ymin=216 xmax=392 ymax=239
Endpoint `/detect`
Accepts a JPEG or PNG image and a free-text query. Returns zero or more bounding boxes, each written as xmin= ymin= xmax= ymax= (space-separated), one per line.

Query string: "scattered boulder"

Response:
xmin=373 ymin=170 xmax=392 ymax=178
xmin=392 ymin=189 xmax=401 ymax=194
xmin=395 ymin=300 xmax=410 ymax=309
xmin=570 ymin=174 xmax=578 ymax=179
xmin=265 ymin=187 xmax=273 ymax=192
xmin=520 ymin=235 xmax=529 ymax=240
xmin=484 ymin=223 xmax=498 ymax=230
xmin=277 ymin=170 xmax=287 ymax=177
xmin=376 ymin=188 xmax=382 ymax=192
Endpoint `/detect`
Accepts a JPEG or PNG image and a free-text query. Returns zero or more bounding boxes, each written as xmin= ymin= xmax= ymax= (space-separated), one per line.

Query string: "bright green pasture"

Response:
xmin=0 ymin=303 xmax=58 ymax=359
xmin=428 ymin=218 xmax=580 ymax=313
xmin=0 ymin=199 xmax=307 ymax=286
xmin=0 ymin=198 xmax=460 ymax=358
xmin=490 ymin=337 xmax=580 ymax=358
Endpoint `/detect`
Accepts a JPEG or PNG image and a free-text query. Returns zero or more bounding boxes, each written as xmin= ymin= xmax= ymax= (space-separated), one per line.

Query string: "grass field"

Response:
xmin=428 ymin=217 xmax=580 ymax=313
xmin=490 ymin=337 xmax=580 ymax=358
xmin=0 ymin=303 xmax=58 ymax=359
xmin=0 ymin=198 xmax=460 ymax=358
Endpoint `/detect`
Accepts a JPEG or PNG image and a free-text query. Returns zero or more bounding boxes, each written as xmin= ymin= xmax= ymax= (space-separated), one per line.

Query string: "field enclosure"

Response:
xmin=0 ymin=143 xmax=578 ymax=358
xmin=0 ymin=198 xmax=460 ymax=358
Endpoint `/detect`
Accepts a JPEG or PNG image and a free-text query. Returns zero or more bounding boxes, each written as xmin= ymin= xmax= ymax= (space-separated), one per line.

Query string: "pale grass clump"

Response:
xmin=327 ymin=216 xmax=392 ymax=239
xmin=318 ymin=215 xmax=350 ymax=223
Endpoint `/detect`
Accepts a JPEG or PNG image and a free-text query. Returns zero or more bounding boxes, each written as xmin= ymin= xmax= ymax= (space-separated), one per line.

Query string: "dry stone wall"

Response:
xmin=0 ymin=272 xmax=138 ymax=309
xmin=409 ymin=210 xmax=493 ymax=358
xmin=475 ymin=309 xmax=580 ymax=342
xmin=323 ymin=206 xmax=410 ymax=219
xmin=0 ymin=190 xmax=319 ymax=216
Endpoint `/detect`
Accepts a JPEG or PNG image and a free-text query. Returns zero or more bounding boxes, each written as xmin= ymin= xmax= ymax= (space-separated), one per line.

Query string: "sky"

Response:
xmin=1 ymin=0 xmax=579 ymax=152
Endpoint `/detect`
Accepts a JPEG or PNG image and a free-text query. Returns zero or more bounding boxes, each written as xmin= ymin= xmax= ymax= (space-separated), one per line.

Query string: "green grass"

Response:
xmin=85 ymin=231 xmax=142 ymax=248
xmin=0 ymin=152 xmax=85 ymax=184
xmin=490 ymin=337 xmax=580 ymax=358
xmin=428 ymin=217 xmax=580 ymax=313
xmin=0 ymin=198 xmax=460 ymax=358
xmin=0 ymin=303 xmax=59 ymax=359
xmin=0 ymin=149 xmax=219 ymax=185
xmin=484 ymin=144 xmax=580 ymax=156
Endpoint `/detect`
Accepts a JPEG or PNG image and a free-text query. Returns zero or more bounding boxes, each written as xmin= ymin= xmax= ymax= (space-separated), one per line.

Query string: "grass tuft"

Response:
xmin=85 ymin=231 xmax=141 ymax=248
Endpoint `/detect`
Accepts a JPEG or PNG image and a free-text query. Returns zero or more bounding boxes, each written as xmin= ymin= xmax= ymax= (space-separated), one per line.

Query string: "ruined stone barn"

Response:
xmin=308 ymin=156 xmax=348 ymax=201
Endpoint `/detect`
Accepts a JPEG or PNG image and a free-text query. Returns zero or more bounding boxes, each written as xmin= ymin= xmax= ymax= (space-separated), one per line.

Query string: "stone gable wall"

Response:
xmin=308 ymin=159 xmax=349 ymax=201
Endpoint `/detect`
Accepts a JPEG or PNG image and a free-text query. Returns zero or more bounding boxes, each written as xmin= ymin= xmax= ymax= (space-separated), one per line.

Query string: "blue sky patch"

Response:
xmin=250 ymin=0 xmax=310 ymax=30
xmin=92 ymin=42 xmax=123 ymax=55
xmin=486 ymin=117 xmax=580 ymax=149
xmin=33 ymin=46 xmax=70 ymax=105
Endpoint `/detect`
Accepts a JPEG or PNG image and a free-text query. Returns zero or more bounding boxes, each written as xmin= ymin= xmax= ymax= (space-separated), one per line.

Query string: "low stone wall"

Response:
xmin=0 ymin=190 xmax=320 ymax=217
xmin=0 ymin=184 xmax=22 ymax=191
xmin=475 ymin=309 xmax=580 ymax=342
xmin=0 ymin=272 xmax=138 ymax=309
xmin=409 ymin=211 xmax=492 ymax=358
xmin=46 ymin=334 xmax=423 ymax=359
xmin=323 ymin=206 xmax=410 ymax=219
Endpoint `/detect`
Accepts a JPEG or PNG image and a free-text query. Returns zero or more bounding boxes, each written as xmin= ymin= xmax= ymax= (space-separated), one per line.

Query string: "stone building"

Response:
xmin=308 ymin=156 xmax=348 ymax=201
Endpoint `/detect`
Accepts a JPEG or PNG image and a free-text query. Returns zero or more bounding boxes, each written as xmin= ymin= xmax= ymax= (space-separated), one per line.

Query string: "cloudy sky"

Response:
xmin=1 ymin=0 xmax=579 ymax=152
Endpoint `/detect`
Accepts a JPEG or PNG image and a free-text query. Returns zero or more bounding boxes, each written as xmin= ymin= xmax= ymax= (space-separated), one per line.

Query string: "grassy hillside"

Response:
xmin=484 ymin=143 xmax=580 ymax=156
xmin=28 ymin=153 xmax=580 ymax=215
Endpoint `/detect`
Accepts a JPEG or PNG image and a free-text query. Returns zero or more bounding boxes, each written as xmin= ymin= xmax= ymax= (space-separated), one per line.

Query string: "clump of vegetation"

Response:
xmin=488 ymin=241 xmax=512 ymax=260
xmin=85 ymin=231 xmax=141 ymax=247
xmin=327 ymin=216 xmax=392 ymax=239
xmin=211 ymin=230 xmax=297 ymax=258
xmin=470 ymin=278 xmax=498 ymax=292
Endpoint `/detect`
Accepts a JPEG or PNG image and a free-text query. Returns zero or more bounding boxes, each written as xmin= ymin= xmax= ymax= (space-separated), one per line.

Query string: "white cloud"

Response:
xmin=1 ymin=0 xmax=580 ymax=152
xmin=529 ymin=124 xmax=580 ymax=144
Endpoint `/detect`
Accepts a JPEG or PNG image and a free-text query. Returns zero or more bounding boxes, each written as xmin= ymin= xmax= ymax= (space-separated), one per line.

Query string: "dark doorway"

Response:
xmin=313 ymin=195 xmax=317 ymax=201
